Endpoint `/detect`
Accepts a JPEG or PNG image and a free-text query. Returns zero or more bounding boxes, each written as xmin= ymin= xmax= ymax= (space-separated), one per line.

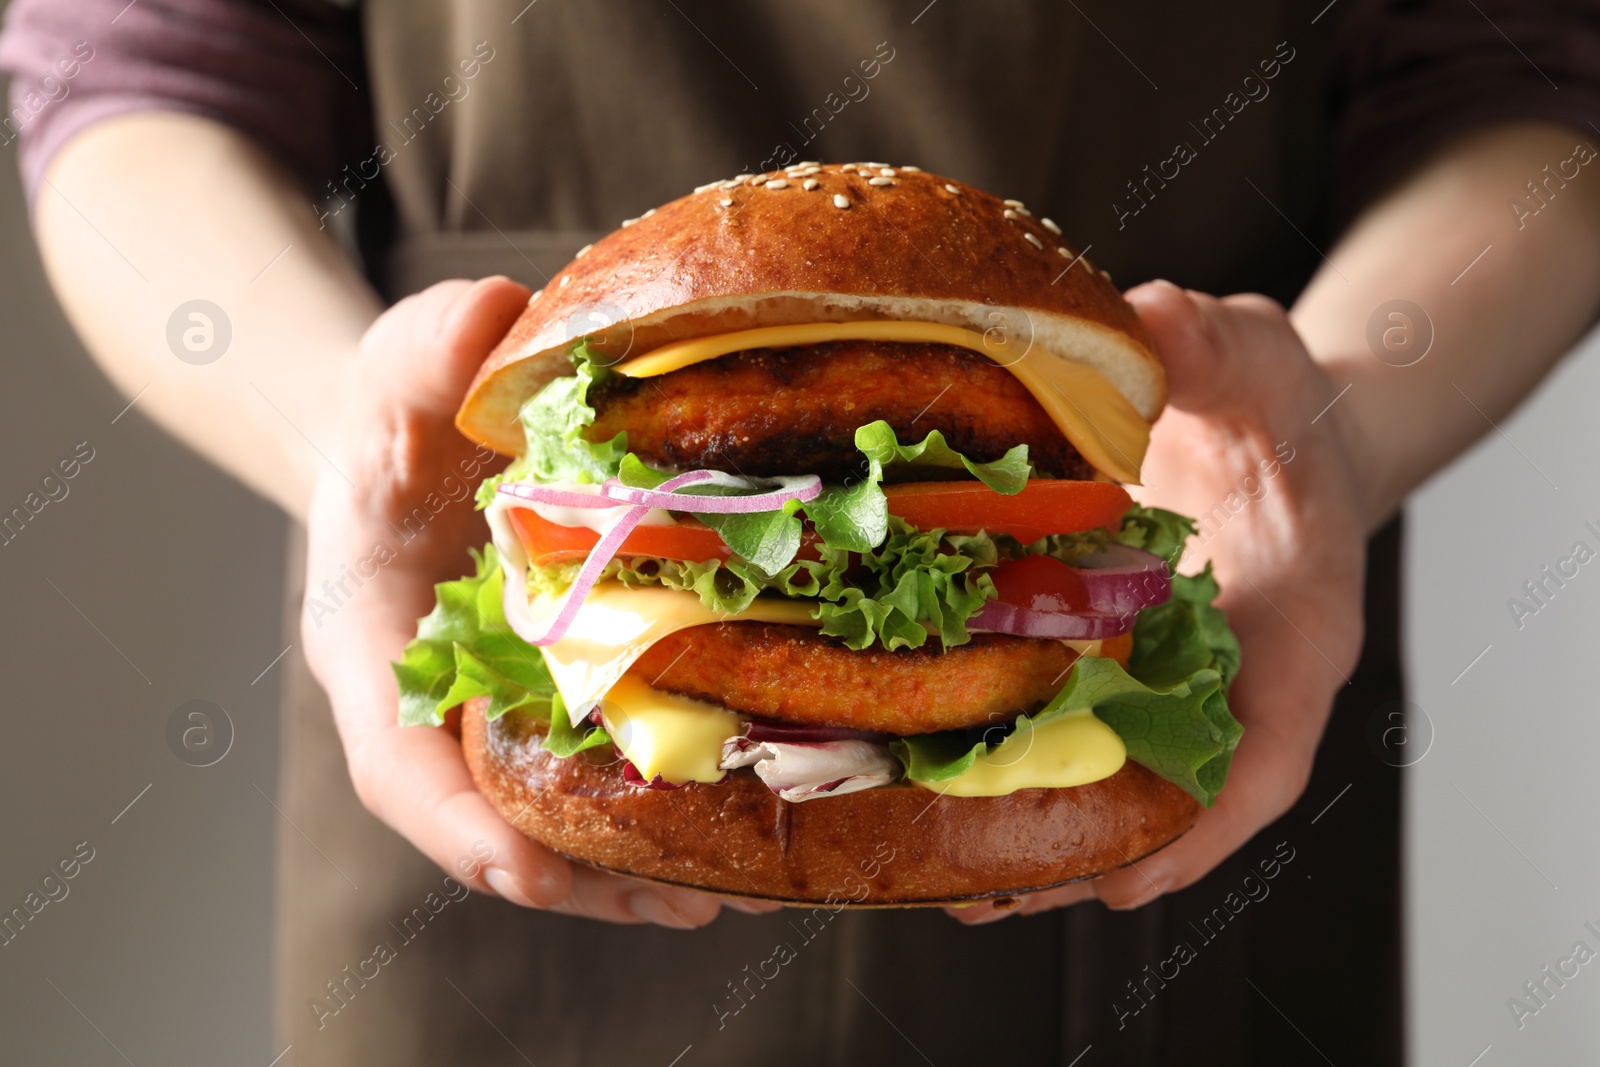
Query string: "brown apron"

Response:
xmin=276 ymin=3 xmax=1403 ymax=1063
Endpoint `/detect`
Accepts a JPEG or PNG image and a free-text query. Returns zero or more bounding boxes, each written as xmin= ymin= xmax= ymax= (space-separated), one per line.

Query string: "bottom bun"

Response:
xmin=462 ymin=699 xmax=1200 ymax=907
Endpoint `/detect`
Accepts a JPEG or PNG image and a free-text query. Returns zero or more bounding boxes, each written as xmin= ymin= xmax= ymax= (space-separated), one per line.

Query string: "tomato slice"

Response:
xmin=507 ymin=508 xmax=730 ymax=566
xmin=883 ymin=480 xmax=1130 ymax=542
xmin=507 ymin=479 xmax=1130 ymax=566
xmin=990 ymin=555 xmax=1092 ymax=614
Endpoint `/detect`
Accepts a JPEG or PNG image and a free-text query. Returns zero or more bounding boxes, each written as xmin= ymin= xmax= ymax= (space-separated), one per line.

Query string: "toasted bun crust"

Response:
xmin=462 ymin=699 xmax=1199 ymax=906
xmin=457 ymin=164 xmax=1165 ymax=455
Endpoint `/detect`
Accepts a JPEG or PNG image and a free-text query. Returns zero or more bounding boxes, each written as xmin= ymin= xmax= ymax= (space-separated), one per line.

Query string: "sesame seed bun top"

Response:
xmin=456 ymin=163 xmax=1166 ymax=456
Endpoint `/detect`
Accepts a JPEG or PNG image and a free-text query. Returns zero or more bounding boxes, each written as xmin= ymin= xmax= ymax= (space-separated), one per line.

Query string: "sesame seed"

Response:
xmin=879 ymin=167 xmax=896 ymax=177
xmin=802 ymin=179 xmax=820 ymax=191
xmin=833 ymin=194 xmax=850 ymax=209
xmin=719 ymin=198 xmax=733 ymax=208
xmin=1024 ymin=232 xmax=1043 ymax=249
xmin=1041 ymin=217 xmax=1061 ymax=235
xmin=944 ymin=183 xmax=962 ymax=195
xmin=733 ymin=174 xmax=753 ymax=181
xmin=865 ymin=162 xmax=887 ymax=168
xmin=1099 ymin=267 xmax=1113 ymax=280
xmin=559 ymin=275 xmax=571 ymax=288
xmin=1003 ymin=209 xmax=1018 ymax=220
xmin=694 ymin=182 xmax=718 ymax=194
xmin=842 ymin=163 xmax=858 ymax=171
xmin=798 ymin=161 xmax=821 ymax=167
xmin=642 ymin=208 xmax=655 ymax=218
xmin=868 ymin=176 xmax=894 ymax=186
xmin=1004 ymin=198 xmax=1025 ymax=208
xmin=766 ymin=179 xmax=789 ymax=189
xmin=749 ymin=175 xmax=765 ymax=185
xmin=529 ymin=289 xmax=542 ymax=302
xmin=621 ymin=217 xmax=638 ymax=227
xmin=575 ymin=243 xmax=593 ymax=258
xmin=902 ymin=165 xmax=922 ymax=172
xmin=1056 ymin=246 xmax=1072 ymax=257
xmin=802 ymin=166 xmax=822 ymax=175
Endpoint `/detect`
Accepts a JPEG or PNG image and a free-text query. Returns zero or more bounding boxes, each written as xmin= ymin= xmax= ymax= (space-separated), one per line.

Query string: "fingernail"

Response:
xmin=725 ymin=898 xmax=783 ymax=915
xmin=483 ymin=866 xmax=537 ymax=908
xmin=1106 ymin=877 xmax=1173 ymax=911
xmin=629 ymin=889 xmax=697 ymax=929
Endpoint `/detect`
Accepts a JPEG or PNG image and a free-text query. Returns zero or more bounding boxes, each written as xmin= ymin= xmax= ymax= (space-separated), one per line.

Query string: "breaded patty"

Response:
xmin=627 ymin=622 xmax=1081 ymax=734
xmin=587 ymin=341 xmax=1093 ymax=480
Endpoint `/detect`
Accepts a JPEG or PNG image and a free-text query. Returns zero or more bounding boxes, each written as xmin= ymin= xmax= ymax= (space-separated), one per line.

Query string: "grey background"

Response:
xmin=3 ymin=58 xmax=1600 ymax=1067
xmin=0 ymin=99 xmax=289 ymax=1063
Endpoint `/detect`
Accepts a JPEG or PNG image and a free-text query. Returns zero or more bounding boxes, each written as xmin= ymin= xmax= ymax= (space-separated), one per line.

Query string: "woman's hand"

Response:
xmin=300 ymin=277 xmax=736 ymax=928
xmin=950 ymin=280 xmax=1367 ymax=923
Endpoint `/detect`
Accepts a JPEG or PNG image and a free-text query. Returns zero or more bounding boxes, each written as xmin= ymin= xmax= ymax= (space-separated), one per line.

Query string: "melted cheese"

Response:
xmin=537 ymin=582 xmax=820 ymax=725
xmin=921 ymin=709 xmax=1126 ymax=797
xmin=599 ymin=675 xmax=739 ymax=785
xmin=612 ymin=321 xmax=1149 ymax=484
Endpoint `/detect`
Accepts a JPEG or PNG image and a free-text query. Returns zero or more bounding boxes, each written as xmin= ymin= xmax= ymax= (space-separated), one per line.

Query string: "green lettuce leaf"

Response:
xmin=1112 ymin=505 xmax=1197 ymax=568
xmin=543 ymin=692 xmax=611 ymax=756
xmin=894 ymin=561 xmax=1242 ymax=806
xmin=814 ymin=521 xmax=995 ymax=650
xmin=510 ymin=340 xmax=626 ymax=488
xmin=617 ymin=454 xmax=806 ymax=576
xmin=392 ymin=546 xmax=559 ymax=728
xmin=853 ymin=419 xmax=1031 ymax=493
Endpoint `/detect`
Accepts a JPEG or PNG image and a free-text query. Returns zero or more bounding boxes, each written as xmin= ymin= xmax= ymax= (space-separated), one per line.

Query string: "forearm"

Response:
xmin=33 ymin=111 xmax=381 ymax=520
xmin=1292 ymin=123 xmax=1600 ymax=531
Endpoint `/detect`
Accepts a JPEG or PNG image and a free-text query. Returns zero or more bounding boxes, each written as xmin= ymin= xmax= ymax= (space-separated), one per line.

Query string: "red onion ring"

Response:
xmin=973 ymin=600 xmax=1139 ymax=640
xmin=1073 ymin=544 xmax=1172 ymax=614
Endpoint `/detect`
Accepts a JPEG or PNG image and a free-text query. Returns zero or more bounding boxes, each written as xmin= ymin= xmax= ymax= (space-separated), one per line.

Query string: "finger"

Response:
xmin=341 ymin=713 xmax=574 ymax=909
xmin=1018 ymin=882 xmax=1097 ymax=916
xmin=366 ymin=275 xmax=531 ymax=417
xmin=1092 ymin=616 xmax=1335 ymax=910
xmin=724 ymin=898 xmax=785 ymax=915
xmin=548 ymin=866 xmax=724 ymax=928
xmin=1125 ymin=281 xmax=1329 ymax=428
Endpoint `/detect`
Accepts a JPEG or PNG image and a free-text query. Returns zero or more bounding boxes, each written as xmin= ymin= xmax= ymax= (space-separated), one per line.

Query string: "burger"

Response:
xmin=395 ymin=162 xmax=1242 ymax=907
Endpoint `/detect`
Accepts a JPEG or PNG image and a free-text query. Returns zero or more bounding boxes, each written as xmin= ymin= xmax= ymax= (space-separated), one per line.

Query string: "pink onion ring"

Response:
xmin=500 ymin=469 xmax=718 ymax=646
xmin=973 ymin=600 xmax=1139 ymax=640
xmin=497 ymin=471 xmax=821 ymax=514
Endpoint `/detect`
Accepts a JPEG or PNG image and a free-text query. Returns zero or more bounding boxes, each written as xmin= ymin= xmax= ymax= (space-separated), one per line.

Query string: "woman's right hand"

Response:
xmin=299 ymin=276 xmax=748 ymax=928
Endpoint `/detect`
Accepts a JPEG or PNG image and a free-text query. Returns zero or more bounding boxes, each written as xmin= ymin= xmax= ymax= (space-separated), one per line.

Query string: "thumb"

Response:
xmin=366 ymin=275 xmax=532 ymax=419
xmin=1125 ymin=280 xmax=1326 ymax=428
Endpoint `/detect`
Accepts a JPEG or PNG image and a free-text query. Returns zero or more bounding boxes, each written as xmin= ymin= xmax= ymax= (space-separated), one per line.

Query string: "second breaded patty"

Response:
xmin=627 ymin=621 xmax=1083 ymax=734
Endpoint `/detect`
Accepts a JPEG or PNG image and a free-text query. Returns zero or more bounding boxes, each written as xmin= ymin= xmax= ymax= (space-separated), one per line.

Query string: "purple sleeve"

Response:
xmin=1331 ymin=0 xmax=1600 ymax=218
xmin=0 ymin=0 xmax=369 ymax=204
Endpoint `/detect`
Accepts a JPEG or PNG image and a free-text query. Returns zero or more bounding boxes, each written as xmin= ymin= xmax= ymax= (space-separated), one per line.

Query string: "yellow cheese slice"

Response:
xmin=916 ymin=708 xmax=1126 ymax=796
xmin=599 ymin=675 xmax=740 ymax=785
xmin=537 ymin=582 xmax=820 ymax=726
xmin=613 ymin=321 xmax=1149 ymax=484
